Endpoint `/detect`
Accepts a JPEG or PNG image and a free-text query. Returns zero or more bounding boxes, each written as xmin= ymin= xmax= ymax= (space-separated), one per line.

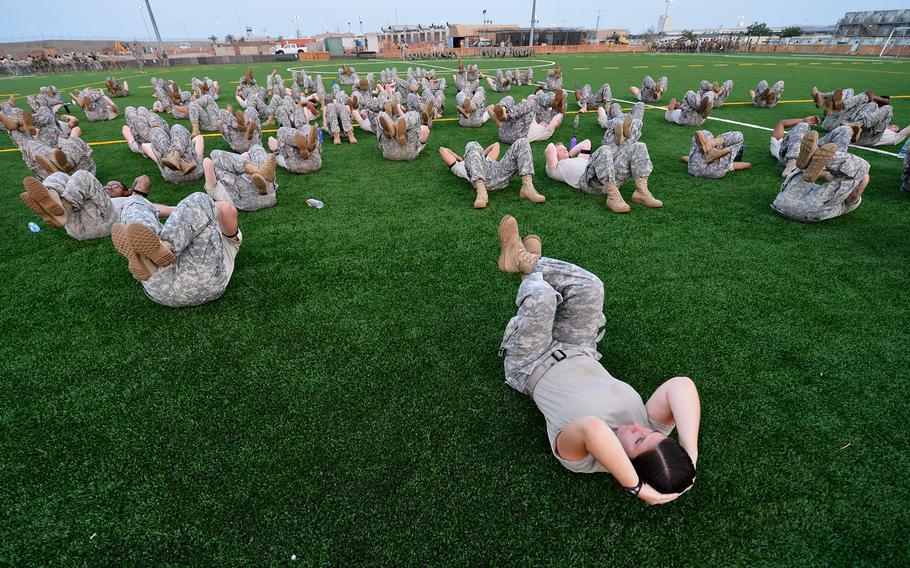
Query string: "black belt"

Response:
xmin=526 ymin=348 xmax=587 ymax=394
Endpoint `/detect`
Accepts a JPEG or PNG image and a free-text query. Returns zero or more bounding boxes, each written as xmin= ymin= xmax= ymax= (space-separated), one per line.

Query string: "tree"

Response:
xmin=779 ymin=26 xmax=802 ymax=38
xmin=208 ymin=35 xmax=218 ymax=45
xmin=746 ymin=22 xmax=772 ymax=37
xmin=682 ymin=30 xmax=697 ymax=42
xmin=224 ymin=34 xmax=236 ymax=44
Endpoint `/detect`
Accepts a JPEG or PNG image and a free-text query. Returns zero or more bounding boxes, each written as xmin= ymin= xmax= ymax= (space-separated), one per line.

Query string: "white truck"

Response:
xmin=273 ymin=43 xmax=308 ymax=55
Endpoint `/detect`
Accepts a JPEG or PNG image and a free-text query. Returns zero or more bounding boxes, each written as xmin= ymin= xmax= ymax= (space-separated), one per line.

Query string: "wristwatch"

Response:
xmin=623 ymin=478 xmax=643 ymax=497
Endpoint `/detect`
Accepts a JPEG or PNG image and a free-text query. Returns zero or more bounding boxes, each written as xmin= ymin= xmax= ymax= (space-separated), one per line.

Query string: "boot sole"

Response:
xmin=35 ymin=154 xmax=59 ymax=175
xmin=803 ymin=143 xmax=837 ymax=183
xmin=159 ymin=155 xmax=181 ymax=171
xmin=796 ymin=130 xmax=818 ymax=170
xmin=126 ymin=222 xmax=175 ymax=267
xmin=251 ymin=174 xmax=269 ymax=195
xmin=396 ymin=117 xmax=407 ymax=145
xmin=111 ymin=224 xmax=156 ymax=281
xmin=23 ymin=177 xmax=65 ymax=216
xmin=694 ymin=130 xmax=712 ymax=155
xmin=523 ymin=235 xmax=542 ymax=256
xmin=497 ymin=216 xmax=518 ymax=272
xmin=20 ymin=191 xmax=65 ymax=228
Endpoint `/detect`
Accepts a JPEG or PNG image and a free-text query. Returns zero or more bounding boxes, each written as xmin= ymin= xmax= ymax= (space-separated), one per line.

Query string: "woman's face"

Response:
xmin=615 ymin=423 xmax=665 ymax=458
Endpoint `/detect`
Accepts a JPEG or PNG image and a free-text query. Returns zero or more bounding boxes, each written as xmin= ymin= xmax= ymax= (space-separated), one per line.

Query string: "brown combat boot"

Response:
xmin=696 ymin=96 xmax=713 ymax=119
xmin=694 ymin=130 xmax=713 ymax=154
xmin=490 ymin=103 xmax=507 ymax=125
xmin=295 ymin=132 xmax=310 ymax=159
xmin=705 ymin=147 xmax=732 ymax=164
xmin=782 ymin=159 xmax=798 ymax=178
xmin=21 ymin=109 xmax=36 ymax=136
xmin=111 ymin=224 xmax=157 ymax=281
xmin=245 ymin=119 xmax=257 ymax=141
xmin=191 ymin=123 xmax=201 ymax=138
xmin=250 ymin=174 xmax=268 ymax=195
xmin=0 ymin=111 xmax=19 ymax=131
xmin=51 ymin=149 xmax=72 ymax=172
xmin=345 ymin=130 xmax=357 ymax=144
xmin=23 ymin=177 xmax=66 ymax=227
xmin=159 ymin=150 xmax=182 ymax=171
xmin=379 ymin=114 xmax=396 ymax=139
xmin=35 ymin=154 xmax=61 ymax=175
xmin=552 ymin=88 xmax=565 ymax=112
xmin=605 ymin=182 xmax=630 ymax=213
xmin=473 ymin=180 xmax=489 ymax=209
xmin=803 ymin=142 xmax=837 ymax=183
xmin=497 ymin=215 xmax=540 ymax=275
xmin=307 ymin=125 xmax=319 ymax=150
xmin=842 ymin=121 xmax=863 ymax=143
xmin=630 ymin=177 xmax=663 ymax=208
xmin=332 ymin=132 xmax=341 ymax=145
xmin=811 ymin=86 xmax=824 ymax=108
xmin=519 ymin=175 xmax=545 ymax=203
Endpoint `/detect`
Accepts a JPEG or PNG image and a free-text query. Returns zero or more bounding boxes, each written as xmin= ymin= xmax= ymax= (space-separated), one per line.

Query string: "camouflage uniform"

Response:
xmin=324 ymin=101 xmax=353 ymax=135
xmin=772 ymin=152 xmax=870 ymax=222
xmin=41 ymin=170 xmax=121 ymax=240
xmin=545 ymin=69 xmax=563 ymax=91
xmin=669 ymin=90 xmax=713 ymax=126
xmin=820 ymin=89 xmax=865 ymax=131
xmin=149 ymin=124 xmax=203 ymax=184
xmin=292 ymin=70 xmax=316 ymax=95
xmin=119 ymin=192 xmax=239 ymax=308
xmin=274 ymin=126 xmax=322 ymax=174
xmin=31 ymin=106 xmax=66 ymax=147
xmin=577 ymin=141 xmax=652 ymax=194
xmin=151 ymin=77 xmax=172 ymax=112
xmin=106 ymin=76 xmax=128 ymax=97
xmin=699 ymin=80 xmax=733 ymax=107
xmin=125 ymin=106 xmax=167 ymax=154
xmin=457 ymin=86 xmax=488 ymax=127
xmin=275 ymin=96 xmax=309 ymax=129
xmin=497 ymin=96 xmax=537 ymax=144
xmin=20 ymin=135 xmax=95 ymax=179
xmin=500 ymin=258 xmax=606 ymax=395
xmin=78 ymin=88 xmax=117 ymax=121
xmin=244 ymin=86 xmax=271 ymax=120
xmin=218 ymin=107 xmax=261 ymax=153
xmin=853 ymin=103 xmax=894 ymax=147
xmin=188 ymin=94 xmax=221 ymax=131
xmin=600 ymin=110 xmax=645 ymax=154
xmin=577 ymin=83 xmax=612 ymax=110
xmin=687 ymin=130 xmax=743 ymax=179
xmin=775 ymin=123 xmax=852 ymax=166
xmin=377 ymin=110 xmax=425 ymax=161
xmin=533 ymin=91 xmax=562 ymax=124
xmin=637 ymin=76 xmax=668 ymax=103
xmin=753 ymin=80 xmax=784 ymax=108
xmin=209 ymin=145 xmax=278 ymax=211
xmin=423 ymin=77 xmax=445 ymax=115
xmin=338 ymin=67 xmax=357 ymax=85
xmin=237 ymin=76 xmax=259 ymax=103
xmin=266 ymin=72 xmax=285 ymax=97
xmin=490 ymin=69 xmax=511 ymax=93
xmin=462 ymin=138 xmax=534 ymax=190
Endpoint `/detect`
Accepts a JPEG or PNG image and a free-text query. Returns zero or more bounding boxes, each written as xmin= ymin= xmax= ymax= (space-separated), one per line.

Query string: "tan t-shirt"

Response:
xmin=532 ymin=354 xmax=674 ymax=474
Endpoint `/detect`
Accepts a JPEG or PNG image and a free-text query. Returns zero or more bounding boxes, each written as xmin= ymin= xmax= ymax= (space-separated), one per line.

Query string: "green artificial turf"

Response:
xmin=0 ymin=52 xmax=908 ymax=565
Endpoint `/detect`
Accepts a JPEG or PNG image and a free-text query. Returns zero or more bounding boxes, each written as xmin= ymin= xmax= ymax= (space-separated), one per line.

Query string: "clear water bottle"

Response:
xmin=572 ymin=114 xmax=580 ymax=129
xmin=28 ymin=222 xmax=40 ymax=233
xmin=317 ymin=128 xmax=324 ymax=144
xmin=899 ymin=138 xmax=910 ymax=157
xmin=306 ymin=198 xmax=324 ymax=209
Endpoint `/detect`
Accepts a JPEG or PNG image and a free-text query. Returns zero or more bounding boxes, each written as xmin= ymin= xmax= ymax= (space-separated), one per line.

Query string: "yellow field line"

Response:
xmin=573 ymin=67 xmax=590 ymax=70
xmin=661 ymin=65 xmax=677 ymax=68
xmin=763 ymin=63 xmax=776 ymax=66
xmin=739 ymin=63 xmax=753 ymax=66
xmin=831 ymin=62 xmax=842 ymax=65
xmin=603 ymin=66 xmax=619 ymax=70
xmin=714 ymin=64 xmax=728 ymax=67
xmin=688 ymin=64 xmax=703 ymax=67
xmin=786 ymin=63 xmax=800 ymax=66
xmin=633 ymin=65 xmax=648 ymax=69
xmin=809 ymin=63 xmax=822 ymax=65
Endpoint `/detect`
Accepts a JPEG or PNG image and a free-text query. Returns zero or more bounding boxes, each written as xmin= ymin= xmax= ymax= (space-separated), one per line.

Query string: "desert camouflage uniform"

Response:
xmin=753 ymin=80 xmax=784 ymax=108
xmin=41 ymin=170 xmax=121 ymax=240
xmin=500 ymin=258 xmax=606 ymax=395
xmin=423 ymin=77 xmax=445 ymax=115
xmin=687 ymin=130 xmax=743 ymax=179
xmin=462 ymin=138 xmax=534 ymax=190
xmin=274 ymin=126 xmax=322 ymax=174
xmin=776 ymin=123 xmax=853 ymax=166
xmin=243 ymin=86 xmax=271 ymax=120
xmin=237 ymin=76 xmax=259 ymax=102
xmin=600 ymin=110 xmax=645 ymax=153
xmin=119 ymin=192 xmax=238 ymax=307
xmin=637 ymin=76 xmax=668 ymax=103
xmin=545 ymin=69 xmax=563 ymax=91
xmin=377 ymin=110 xmax=425 ymax=161
xmin=149 ymin=124 xmax=203 ymax=183
xmin=266 ymin=72 xmax=286 ymax=97
xmin=673 ymin=90 xmax=713 ymax=126
xmin=292 ymin=70 xmax=316 ymax=95
xmin=106 ymin=76 xmax=128 ymax=97
xmin=20 ymin=135 xmax=95 ymax=179
xmin=189 ymin=94 xmax=221 ymax=131
xmin=457 ymin=86 xmax=488 ymax=127
xmin=490 ymin=69 xmax=511 ymax=93
xmin=338 ymin=67 xmax=357 ymax=85
xmin=209 ymin=145 xmax=277 ymax=211
xmin=218 ymin=106 xmax=261 ymax=153
xmin=125 ymin=106 xmax=168 ymax=154
xmin=699 ymin=80 xmax=733 ymax=107
xmin=323 ymin=101 xmax=353 ymax=135
xmin=31 ymin=106 xmax=66 ymax=147
xmin=772 ymin=152 xmax=870 ymax=222
xmin=577 ymin=83 xmax=612 ymax=110
xmin=497 ymin=95 xmax=537 ymax=144
xmin=78 ymin=88 xmax=117 ymax=121
xmin=577 ymin=141 xmax=653 ymax=194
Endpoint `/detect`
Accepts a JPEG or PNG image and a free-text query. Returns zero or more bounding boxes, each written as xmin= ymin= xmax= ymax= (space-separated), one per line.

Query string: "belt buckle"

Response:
xmin=551 ymin=349 xmax=566 ymax=362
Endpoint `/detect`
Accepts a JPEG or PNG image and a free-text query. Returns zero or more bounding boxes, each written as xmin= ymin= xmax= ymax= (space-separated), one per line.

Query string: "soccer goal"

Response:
xmin=879 ymin=27 xmax=910 ymax=57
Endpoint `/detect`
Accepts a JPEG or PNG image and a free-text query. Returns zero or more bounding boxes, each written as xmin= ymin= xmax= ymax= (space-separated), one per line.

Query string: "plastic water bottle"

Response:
xmin=306 ymin=198 xmax=324 ymax=209
xmin=569 ymin=135 xmax=577 ymax=150
xmin=899 ymin=138 xmax=910 ymax=157
xmin=572 ymin=114 xmax=580 ymax=129
xmin=28 ymin=222 xmax=40 ymax=233
xmin=317 ymin=128 xmax=324 ymax=144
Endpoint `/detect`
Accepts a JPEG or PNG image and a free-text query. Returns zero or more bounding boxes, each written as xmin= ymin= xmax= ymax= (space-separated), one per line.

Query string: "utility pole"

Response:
xmin=593 ymin=9 xmax=602 ymax=43
xmin=143 ymin=0 xmax=168 ymax=66
xmin=529 ymin=0 xmax=537 ymax=47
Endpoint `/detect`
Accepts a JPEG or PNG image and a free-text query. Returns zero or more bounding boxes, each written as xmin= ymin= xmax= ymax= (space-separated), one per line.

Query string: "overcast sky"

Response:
xmin=3 ymin=1 xmax=906 ymax=41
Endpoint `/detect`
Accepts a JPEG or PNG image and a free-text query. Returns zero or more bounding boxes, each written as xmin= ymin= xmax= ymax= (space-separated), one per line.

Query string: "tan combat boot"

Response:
xmin=23 ymin=177 xmax=67 ymax=227
xmin=694 ymin=130 xmax=713 ymax=154
xmin=396 ymin=116 xmax=407 ymax=145
xmin=519 ymin=175 xmax=545 ymax=203
xmin=631 ymin=177 xmax=663 ymax=208
xmin=295 ymin=132 xmax=310 ymax=159
xmin=497 ymin=215 xmax=540 ymax=275
xmin=705 ymin=146 xmax=732 ymax=164
xmin=605 ymin=182 xmax=630 ymax=213
xmin=803 ymin=143 xmax=837 ymax=183
xmin=796 ymin=130 xmax=818 ymax=170
xmin=782 ymin=159 xmax=798 ymax=178
xmin=159 ymin=150 xmax=182 ymax=171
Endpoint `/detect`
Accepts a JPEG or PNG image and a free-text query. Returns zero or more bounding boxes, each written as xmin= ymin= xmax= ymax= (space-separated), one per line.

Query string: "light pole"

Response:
xmin=529 ymin=0 xmax=537 ymax=47
xmin=292 ymin=15 xmax=300 ymax=39
xmin=593 ymin=9 xmax=602 ymax=44
xmin=180 ymin=13 xmax=190 ymax=44
xmin=143 ymin=0 xmax=168 ymax=66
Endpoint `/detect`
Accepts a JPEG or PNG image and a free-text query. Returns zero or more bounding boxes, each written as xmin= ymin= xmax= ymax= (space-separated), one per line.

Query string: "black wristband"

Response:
xmin=623 ymin=478 xmax=643 ymax=497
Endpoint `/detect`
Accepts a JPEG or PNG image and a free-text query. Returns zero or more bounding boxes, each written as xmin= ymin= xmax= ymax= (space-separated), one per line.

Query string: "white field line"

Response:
xmin=286 ymin=59 xmax=556 ymax=76
xmin=612 ymin=97 xmax=903 ymax=159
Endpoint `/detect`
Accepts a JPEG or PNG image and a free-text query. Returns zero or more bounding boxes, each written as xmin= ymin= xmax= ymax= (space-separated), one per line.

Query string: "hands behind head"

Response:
xmin=132 ymin=175 xmax=151 ymax=193
xmin=806 ymin=115 xmax=820 ymax=126
xmin=637 ymin=481 xmax=694 ymax=506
